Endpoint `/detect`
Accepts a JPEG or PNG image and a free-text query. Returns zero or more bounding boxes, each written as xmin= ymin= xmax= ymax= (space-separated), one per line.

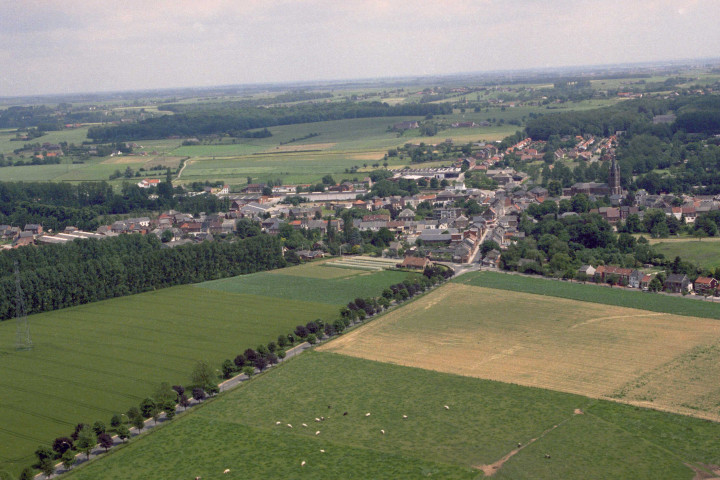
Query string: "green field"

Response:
xmin=651 ymin=239 xmax=720 ymax=270
xmin=64 ymin=352 xmax=720 ymax=480
xmin=177 ymin=151 xmax=393 ymax=186
xmin=455 ymin=271 xmax=720 ymax=319
xmin=202 ymin=267 xmax=413 ymax=305
xmin=0 ymin=263 xmax=411 ymax=475
xmin=0 ymin=127 xmax=92 ymax=155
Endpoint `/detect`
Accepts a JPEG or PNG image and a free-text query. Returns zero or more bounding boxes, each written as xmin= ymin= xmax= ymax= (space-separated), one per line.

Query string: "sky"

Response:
xmin=1 ymin=0 xmax=719 ymax=97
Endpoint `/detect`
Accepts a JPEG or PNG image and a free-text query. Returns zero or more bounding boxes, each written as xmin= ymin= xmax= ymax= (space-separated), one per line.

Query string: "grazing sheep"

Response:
xmin=315 ymin=430 xmax=320 ymax=435
xmin=287 ymin=424 xmax=293 ymax=428
xmin=276 ymin=421 xmax=281 ymax=425
xmin=380 ymin=429 xmax=385 ymax=435
xmin=301 ymin=461 xmax=306 ymax=467
xmin=402 ymin=415 xmax=408 ymax=419
xmin=223 ymin=469 xmax=230 ymax=474
xmin=517 ymin=443 xmax=522 ymax=448
xmin=195 ymin=477 xmax=201 ymax=480
xmin=302 ymin=423 xmax=308 ymax=427
xmin=444 ymin=405 xmax=450 ymax=410
xmin=343 ymin=411 xmax=348 ymax=416
xmin=320 ymin=416 xmax=325 ymax=421
xmin=365 ymin=412 xmax=371 ymax=417
xmin=320 ymin=449 xmax=325 ymax=453
xmin=544 ymin=454 xmax=551 ymax=459
xmin=315 ymin=418 xmax=321 ymax=422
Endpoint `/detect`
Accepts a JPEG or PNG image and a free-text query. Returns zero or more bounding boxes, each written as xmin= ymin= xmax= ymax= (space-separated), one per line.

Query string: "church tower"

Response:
xmin=608 ymin=157 xmax=622 ymax=195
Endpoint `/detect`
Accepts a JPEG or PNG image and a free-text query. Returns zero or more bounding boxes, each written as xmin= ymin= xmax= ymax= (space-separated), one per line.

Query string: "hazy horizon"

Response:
xmin=2 ymin=0 xmax=719 ymax=97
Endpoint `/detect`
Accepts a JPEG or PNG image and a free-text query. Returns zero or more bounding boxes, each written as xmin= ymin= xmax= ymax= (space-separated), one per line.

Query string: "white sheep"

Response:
xmin=315 ymin=430 xmax=320 ymax=435
xmin=444 ymin=405 xmax=450 ymax=410
xmin=320 ymin=449 xmax=325 ymax=453
xmin=380 ymin=429 xmax=385 ymax=435
xmin=402 ymin=415 xmax=408 ymax=419
xmin=287 ymin=423 xmax=293 ymax=428
xmin=301 ymin=461 xmax=306 ymax=467
xmin=223 ymin=469 xmax=230 ymax=474
xmin=275 ymin=421 xmax=281 ymax=425
xmin=365 ymin=412 xmax=371 ymax=417
xmin=315 ymin=417 xmax=321 ymax=422
xmin=302 ymin=423 xmax=308 ymax=427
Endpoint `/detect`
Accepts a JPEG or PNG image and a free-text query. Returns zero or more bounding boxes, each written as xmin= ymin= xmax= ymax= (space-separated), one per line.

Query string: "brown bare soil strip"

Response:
xmin=265 ymin=142 xmax=336 ymax=153
xmin=101 ymin=156 xmax=145 ymax=165
xmin=144 ymin=156 xmax=184 ymax=169
xmin=350 ymin=152 xmax=385 ymax=161
xmin=476 ymin=418 xmax=568 ymax=475
xmin=688 ymin=463 xmax=720 ymax=480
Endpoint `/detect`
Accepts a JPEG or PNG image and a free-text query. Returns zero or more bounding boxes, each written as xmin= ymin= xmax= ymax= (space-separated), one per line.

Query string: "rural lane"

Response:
xmin=34 ymin=341 xmax=311 ymax=479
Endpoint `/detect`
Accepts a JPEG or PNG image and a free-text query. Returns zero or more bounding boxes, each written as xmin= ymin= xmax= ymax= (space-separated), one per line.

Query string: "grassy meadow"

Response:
xmin=321 ymin=282 xmax=720 ymax=420
xmin=0 ymin=263 xmax=410 ymax=476
xmin=63 ymin=352 xmax=720 ymax=480
xmin=650 ymin=238 xmax=720 ymax=270
xmin=202 ymin=264 xmax=413 ymax=305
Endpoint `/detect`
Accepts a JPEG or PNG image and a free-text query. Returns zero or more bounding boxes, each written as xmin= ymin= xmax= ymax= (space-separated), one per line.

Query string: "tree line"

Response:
xmin=86 ymin=102 xmax=453 ymax=142
xmin=0 ymin=180 xmax=229 ymax=231
xmin=498 ymin=208 xmax=661 ymax=278
xmin=0 ymin=234 xmax=285 ymax=321
xmin=495 ymin=203 xmax=720 ymax=284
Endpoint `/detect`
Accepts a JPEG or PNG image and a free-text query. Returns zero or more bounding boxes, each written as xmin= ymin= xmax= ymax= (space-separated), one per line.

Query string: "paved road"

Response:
xmin=217 ymin=341 xmax=311 ymax=392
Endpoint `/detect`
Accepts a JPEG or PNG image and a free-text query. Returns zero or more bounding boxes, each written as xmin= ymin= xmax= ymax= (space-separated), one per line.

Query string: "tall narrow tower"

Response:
xmin=608 ymin=157 xmax=622 ymax=195
xmin=14 ymin=261 xmax=32 ymax=350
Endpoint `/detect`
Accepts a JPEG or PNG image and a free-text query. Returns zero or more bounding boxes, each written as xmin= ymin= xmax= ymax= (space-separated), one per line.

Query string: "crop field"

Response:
xmin=171 ymin=143 xmax=267 ymax=157
xmin=0 ymin=263 xmax=409 ymax=475
xmin=320 ymin=282 xmax=720 ymax=421
xmin=201 ymin=263 xmax=414 ymax=305
xmin=63 ymin=352 xmax=720 ymax=480
xmin=268 ymin=261 xmax=367 ymax=279
xmin=651 ymin=239 xmax=720 ymax=270
xmin=455 ymin=271 xmax=720 ymax=319
xmin=269 ymin=257 xmax=397 ymax=277
xmin=176 ymin=150 xmax=413 ymax=186
xmin=324 ymin=255 xmax=399 ymax=271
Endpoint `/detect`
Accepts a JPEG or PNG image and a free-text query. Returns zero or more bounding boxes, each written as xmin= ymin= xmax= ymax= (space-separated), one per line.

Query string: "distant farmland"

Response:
xmin=321 ymin=282 xmax=720 ymax=421
xmin=64 ymin=352 xmax=720 ymax=480
xmin=0 ymin=263 xmax=414 ymax=476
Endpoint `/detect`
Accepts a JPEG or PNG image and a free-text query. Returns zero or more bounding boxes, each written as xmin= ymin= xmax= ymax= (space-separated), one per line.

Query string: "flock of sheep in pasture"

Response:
xmin=193 ymin=401 xmax=554 ymax=476
xmin=269 ymin=404 xmax=452 ymax=469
